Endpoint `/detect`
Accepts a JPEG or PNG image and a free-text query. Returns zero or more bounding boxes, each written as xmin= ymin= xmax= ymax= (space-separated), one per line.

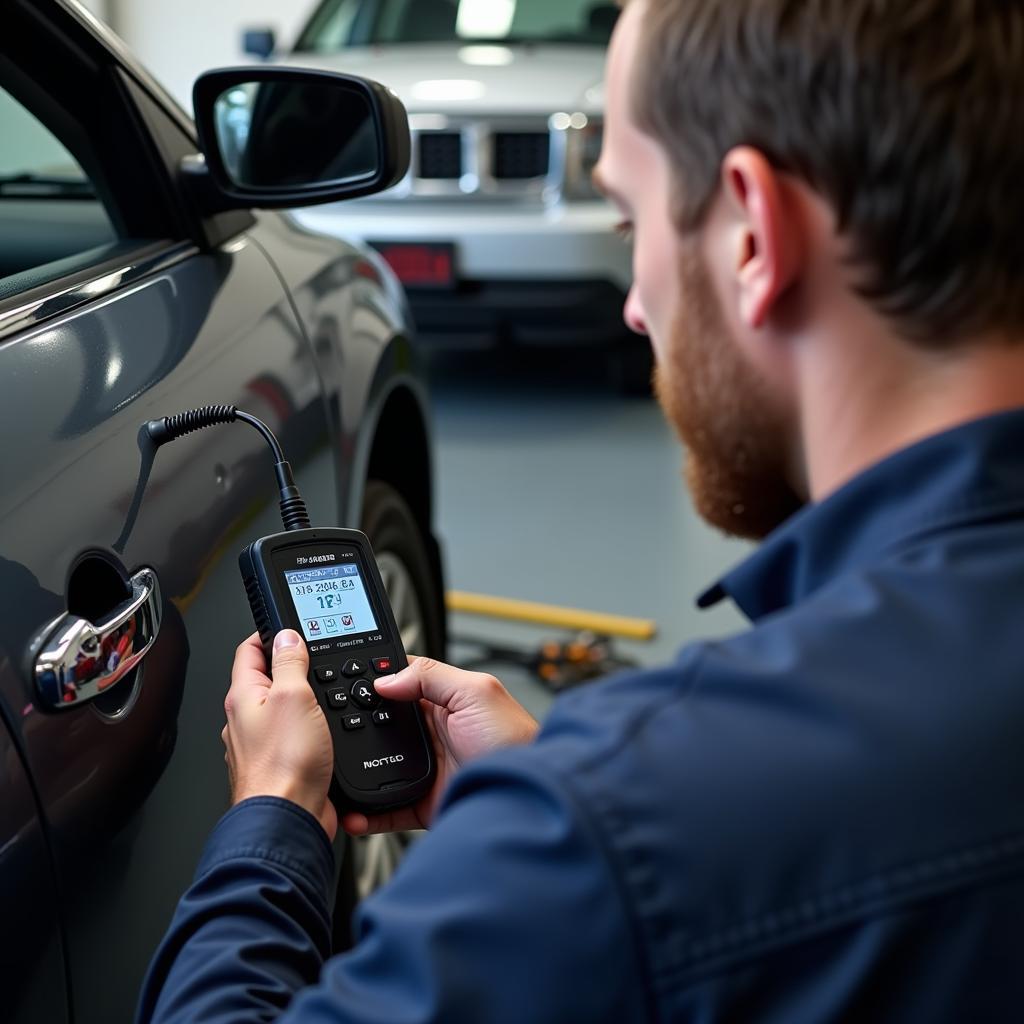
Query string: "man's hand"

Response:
xmin=224 ymin=631 xmax=337 ymax=840
xmin=342 ymin=657 xmax=539 ymax=837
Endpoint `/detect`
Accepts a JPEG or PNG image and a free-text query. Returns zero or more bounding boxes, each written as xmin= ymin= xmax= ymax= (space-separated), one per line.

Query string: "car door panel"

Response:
xmin=249 ymin=211 xmax=428 ymax=528
xmin=1 ymin=4 xmax=446 ymax=1019
xmin=0 ymin=712 xmax=68 ymax=1023
xmin=0 ymin=236 xmax=336 ymax=1022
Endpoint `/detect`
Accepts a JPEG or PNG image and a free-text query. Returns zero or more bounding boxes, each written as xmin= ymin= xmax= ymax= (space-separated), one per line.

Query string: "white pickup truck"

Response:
xmin=247 ymin=0 xmax=648 ymax=391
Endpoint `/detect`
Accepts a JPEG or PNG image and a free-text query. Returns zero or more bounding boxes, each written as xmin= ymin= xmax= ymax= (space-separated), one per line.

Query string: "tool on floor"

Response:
xmin=447 ymin=591 xmax=657 ymax=692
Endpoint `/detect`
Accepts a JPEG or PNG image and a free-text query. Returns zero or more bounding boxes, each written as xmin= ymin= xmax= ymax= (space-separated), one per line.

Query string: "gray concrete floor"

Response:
xmin=427 ymin=349 xmax=753 ymax=721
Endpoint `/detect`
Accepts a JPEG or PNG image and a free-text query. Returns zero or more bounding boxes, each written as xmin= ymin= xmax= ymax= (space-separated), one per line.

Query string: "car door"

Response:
xmin=0 ymin=3 xmax=338 ymax=1021
xmin=0 ymin=710 xmax=68 ymax=1022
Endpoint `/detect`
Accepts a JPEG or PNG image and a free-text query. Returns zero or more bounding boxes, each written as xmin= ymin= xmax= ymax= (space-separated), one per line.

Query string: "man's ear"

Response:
xmin=720 ymin=147 xmax=802 ymax=329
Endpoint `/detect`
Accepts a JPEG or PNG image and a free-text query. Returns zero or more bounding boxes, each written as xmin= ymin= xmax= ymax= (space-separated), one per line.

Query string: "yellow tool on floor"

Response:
xmin=446 ymin=591 xmax=657 ymax=641
xmin=446 ymin=591 xmax=658 ymax=691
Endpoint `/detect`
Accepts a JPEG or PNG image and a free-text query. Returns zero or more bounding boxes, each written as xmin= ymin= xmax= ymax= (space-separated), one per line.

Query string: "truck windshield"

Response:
xmin=294 ymin=0 xmax=618 ymax=52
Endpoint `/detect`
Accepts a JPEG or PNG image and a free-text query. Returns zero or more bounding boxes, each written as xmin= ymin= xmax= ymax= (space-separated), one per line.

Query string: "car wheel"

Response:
xmin=361 ymin=479 xmax=444 ymax=661
xmin=333 ymin=480 xmax=443 ymax=946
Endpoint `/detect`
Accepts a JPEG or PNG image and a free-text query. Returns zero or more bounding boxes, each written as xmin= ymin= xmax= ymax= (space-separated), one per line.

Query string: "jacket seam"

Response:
xmin=553 ymin=655 xmax=1024 ymax=999
xmin=659 ymin=829 xmax=1024 ymax=988
xmin=543 ymin=761 xmax=667 ymax=1024
xmin=223 ymin=796 xmax=334 ymax=860
xmin=566 ymin=658 xmax=707 ymax=780
xmin=199 ymin=798 xmax=335 ymax=893
xmin=546 ymin=655 xmax=712 ymax=1022
xmin=199 ymin=844 xmax=326 ymax=888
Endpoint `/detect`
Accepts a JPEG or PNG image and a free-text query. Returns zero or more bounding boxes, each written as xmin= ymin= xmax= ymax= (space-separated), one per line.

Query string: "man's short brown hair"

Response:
xmin=626 ymin=0 xmax=1024 ymax=345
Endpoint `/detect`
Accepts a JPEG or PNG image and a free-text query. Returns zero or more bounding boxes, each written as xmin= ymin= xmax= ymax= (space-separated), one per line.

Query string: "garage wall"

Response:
xmin=78 ymin=0 xmax=109 ymax=22
xmin=109 ymin=0 xmax=316 ymax=109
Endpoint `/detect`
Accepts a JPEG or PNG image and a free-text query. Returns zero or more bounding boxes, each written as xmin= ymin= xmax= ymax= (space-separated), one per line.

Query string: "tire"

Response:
xmin=333 ymin=480 xmax=443 ymax=948
xmin=361 ymin=480 xmax=445 ymax=661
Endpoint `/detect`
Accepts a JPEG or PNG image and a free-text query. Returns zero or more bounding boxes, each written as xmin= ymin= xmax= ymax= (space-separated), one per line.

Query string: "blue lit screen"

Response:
xmin=283 ymin=564 xmax=379 ymax=642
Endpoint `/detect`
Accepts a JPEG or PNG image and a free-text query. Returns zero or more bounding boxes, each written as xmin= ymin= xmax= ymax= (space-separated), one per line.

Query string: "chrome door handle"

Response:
xmin=32 ymin=568 xmax=162 ymax=710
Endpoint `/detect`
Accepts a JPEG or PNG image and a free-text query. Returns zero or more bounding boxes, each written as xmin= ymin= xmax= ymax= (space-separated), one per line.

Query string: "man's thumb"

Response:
xmin=272 ymin=629 xmax=309 ymax=684
xmin=374 ymin=657 xmax=465 ymax=710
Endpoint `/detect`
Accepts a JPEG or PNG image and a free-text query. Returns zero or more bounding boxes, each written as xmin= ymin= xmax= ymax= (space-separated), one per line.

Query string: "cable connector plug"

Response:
xmin=274 ymin=461 xmax=311 ymax=532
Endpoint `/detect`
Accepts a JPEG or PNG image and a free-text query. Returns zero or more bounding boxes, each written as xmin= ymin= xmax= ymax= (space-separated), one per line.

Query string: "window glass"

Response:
xmin=0 ymin=84 xmax=118 ymax=289
xmin=294 ymin=0 xmax=361 ymax=53
xmin=295 ymin=0 xmax=616 ymax=51
xmin=0 ymin=89 xmax=82 ymax=183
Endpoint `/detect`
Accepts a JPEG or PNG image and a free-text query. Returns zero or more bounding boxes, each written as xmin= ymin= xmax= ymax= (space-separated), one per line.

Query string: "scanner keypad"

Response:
xmin=312 ymin=655 xmax=394 ymax=723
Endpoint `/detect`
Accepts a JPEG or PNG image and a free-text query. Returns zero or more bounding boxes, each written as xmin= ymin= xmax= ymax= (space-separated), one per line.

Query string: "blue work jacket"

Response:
xmin=138 ymin=409 xmax=1024 ymax=1023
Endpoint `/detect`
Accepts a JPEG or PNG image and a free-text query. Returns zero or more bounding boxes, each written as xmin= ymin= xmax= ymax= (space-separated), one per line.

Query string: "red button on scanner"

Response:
xmin=371 ymin=657 xmax=393 ymax=674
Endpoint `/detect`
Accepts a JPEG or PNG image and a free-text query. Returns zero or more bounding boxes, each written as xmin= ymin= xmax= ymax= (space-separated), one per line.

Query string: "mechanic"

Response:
xmin=138 ymin=1 xmax=1024 ymax=1020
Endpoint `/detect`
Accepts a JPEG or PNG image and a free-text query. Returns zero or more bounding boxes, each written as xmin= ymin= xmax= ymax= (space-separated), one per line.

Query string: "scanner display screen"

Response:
xmin=284 ymin=564 xmax=379 ymax=642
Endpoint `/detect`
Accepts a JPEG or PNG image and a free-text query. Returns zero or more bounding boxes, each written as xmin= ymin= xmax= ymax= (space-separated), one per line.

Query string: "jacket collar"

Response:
xmin=697 ymin=407 xmax=1024 ymax=622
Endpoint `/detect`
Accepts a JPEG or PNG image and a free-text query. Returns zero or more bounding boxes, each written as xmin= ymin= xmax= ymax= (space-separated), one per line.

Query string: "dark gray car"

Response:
xmin=0 ymin=2 xmax=445 ymax=1020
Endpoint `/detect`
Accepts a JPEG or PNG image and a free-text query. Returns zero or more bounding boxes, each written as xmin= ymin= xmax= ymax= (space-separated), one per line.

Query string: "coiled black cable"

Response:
xmin=147 ymin=404 xmax=237 ymax=445
xmin=145 ymin=405 xmax=311 ymax=532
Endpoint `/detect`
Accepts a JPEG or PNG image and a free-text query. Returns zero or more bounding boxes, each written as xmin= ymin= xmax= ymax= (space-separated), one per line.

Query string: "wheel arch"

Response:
xmin=346 ymin=346 xmax=447 ymax=658
xmin=366 ymin=385 xmax=432 ymax=533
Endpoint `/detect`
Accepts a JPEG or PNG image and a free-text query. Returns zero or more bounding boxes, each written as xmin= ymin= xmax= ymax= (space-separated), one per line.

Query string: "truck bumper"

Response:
xmin=290 ymin=199 xmax=633 ymax=349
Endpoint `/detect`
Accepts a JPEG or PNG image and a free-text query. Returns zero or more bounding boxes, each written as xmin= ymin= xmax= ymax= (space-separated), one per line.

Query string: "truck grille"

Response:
xmin=492 ymin=132 xmax=550 ymax=180
xmin=418 ymin=132 xmax=463 ymax=179
xmin=405 ymin=119 xmax=556 ymax=196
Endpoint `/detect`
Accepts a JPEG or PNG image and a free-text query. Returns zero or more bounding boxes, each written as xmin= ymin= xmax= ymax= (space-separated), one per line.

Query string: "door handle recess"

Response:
xmin=32 ymin=567 xmax=162 ymax=710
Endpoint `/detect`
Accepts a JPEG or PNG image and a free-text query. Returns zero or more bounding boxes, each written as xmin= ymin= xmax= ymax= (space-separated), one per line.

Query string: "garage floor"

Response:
xmin=428 ymin=350 xmax=753 ymax=721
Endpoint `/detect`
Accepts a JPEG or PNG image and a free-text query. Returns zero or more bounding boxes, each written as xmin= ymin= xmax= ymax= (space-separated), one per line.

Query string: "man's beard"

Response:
xmin=655 ymin=244 xmax=804 ymax=540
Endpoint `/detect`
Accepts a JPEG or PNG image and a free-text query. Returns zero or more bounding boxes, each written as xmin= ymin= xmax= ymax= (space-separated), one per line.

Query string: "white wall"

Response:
xmin=110 ymin=0 xmax=316 ymax=110
xmin=78 ymin=0 xmax=109 ymax=21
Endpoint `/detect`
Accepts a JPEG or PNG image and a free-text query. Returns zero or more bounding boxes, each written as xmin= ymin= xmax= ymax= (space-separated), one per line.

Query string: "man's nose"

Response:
xmin=623 ymin=285 xmax=648 ymax=336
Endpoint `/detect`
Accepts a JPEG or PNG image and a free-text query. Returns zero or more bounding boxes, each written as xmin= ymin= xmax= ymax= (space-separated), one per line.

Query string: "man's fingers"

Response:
xmin=374 ymin=657 xmax=501 ymax=711
xmin=228 ymin=630 xmax=310 ymax=718
xmin=342 ymin=812 xmax=371 ymax=835
xmin=227 ymin=633 xmax=271 ymax=715
xmin=234 ymin=632 xmax=267 ymax=674
xmin=270 ymin=629 xmax=309 ymax=690
xmin=341 ymin=807 xmax=425 ymax=836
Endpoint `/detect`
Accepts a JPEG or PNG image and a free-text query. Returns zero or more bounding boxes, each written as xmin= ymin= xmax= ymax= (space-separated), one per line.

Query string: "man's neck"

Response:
xmin=799 ymin=329 xmax=1024 ymax=502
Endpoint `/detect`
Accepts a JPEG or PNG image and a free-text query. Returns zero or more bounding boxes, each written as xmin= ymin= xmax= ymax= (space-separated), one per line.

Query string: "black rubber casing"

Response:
xmin=239 ymin=527 xmax=435 ymax=813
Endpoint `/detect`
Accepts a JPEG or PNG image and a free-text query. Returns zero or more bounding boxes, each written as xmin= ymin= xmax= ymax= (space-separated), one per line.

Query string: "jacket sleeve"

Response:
xmin=136 ymin=796 xmax=336 ymax=1024
xmin=137 ymin=753 xmax=649 ymax=1024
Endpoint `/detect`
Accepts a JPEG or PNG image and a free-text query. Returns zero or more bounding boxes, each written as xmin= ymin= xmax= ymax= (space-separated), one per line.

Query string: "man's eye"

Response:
xmin=614 ymin=220 xmax=634 ymax=242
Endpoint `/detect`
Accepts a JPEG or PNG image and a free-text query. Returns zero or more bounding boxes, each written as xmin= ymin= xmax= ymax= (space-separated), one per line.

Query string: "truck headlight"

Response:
xmin=555 ymin=113 xmax=604 ymax=200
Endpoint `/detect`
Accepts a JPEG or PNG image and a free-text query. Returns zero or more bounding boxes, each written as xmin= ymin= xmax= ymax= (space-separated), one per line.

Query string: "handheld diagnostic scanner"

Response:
xmin=146 ymin=406 xmax=435 ymax=813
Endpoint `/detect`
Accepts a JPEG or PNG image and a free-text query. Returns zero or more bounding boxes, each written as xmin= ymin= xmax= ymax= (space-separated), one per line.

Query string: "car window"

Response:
xmin=0 ymin=83 xmax=121 ymax=295
xmin=295 ymin=0 xmax=363 ymax=52
xmin=295 ymin=0 xmax=617 ymax=51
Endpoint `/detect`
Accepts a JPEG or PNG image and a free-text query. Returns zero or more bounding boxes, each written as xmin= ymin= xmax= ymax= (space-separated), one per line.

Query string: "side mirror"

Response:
xmin=241 ymin=27 xmax=276 ymax=60
xmin=188 ymin=67 xmax=411 ymax=211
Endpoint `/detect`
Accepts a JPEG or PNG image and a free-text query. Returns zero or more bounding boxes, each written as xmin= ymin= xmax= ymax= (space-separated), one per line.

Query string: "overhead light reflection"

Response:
xmin=457 ymin=0 xmax=515 ymax=38
xmin=105 ymin=354 xmax=123 ymax=389
xmin=459 ymin=45 xmax=515 ymax=66
xmin=80 ymin=272 xmax=124 ymax=297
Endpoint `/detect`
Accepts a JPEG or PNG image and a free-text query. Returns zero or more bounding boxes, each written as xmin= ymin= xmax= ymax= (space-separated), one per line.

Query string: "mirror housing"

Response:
xmin=187 ymin=67 xmax=411 ymax=212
